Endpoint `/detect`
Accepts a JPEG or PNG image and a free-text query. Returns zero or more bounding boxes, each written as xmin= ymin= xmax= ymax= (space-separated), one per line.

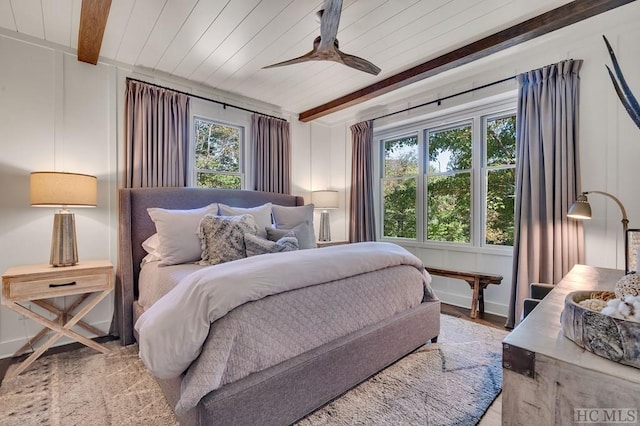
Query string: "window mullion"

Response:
xmin=417 ymin=130 xmax=425 ymax=243
xmin=473 ymin=116 xmax=483 ymax=247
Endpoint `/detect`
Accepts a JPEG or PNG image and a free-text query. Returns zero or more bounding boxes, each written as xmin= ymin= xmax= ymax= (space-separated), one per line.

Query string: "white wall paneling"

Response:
xmin=0 ymin=37 xmax=116 ymax=357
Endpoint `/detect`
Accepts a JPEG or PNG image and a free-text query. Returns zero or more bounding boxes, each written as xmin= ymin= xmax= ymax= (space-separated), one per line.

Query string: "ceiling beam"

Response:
xmin=77 ymin=0 xmax=112 ymax=65
xmin=298 ymin=0 xmax=636 ymax=122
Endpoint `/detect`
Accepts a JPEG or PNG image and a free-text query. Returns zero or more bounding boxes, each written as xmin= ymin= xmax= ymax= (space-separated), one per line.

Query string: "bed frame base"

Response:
xmin=155 ymin=301 xmax=440 ymax=426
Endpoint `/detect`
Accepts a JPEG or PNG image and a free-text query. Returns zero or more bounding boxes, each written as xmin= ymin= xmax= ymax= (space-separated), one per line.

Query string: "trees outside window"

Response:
xmin=427 ymin=123 xmax=472 ymax=243
xmin=485 ymin=114 xmax=516 ymax=246
xmin=382 ymin=135 xmax=418 ymax=238
xmin=377 ymin=102 xmax=516 ymax=248
xmin=194 ymin=118 xmax=243 ymax=189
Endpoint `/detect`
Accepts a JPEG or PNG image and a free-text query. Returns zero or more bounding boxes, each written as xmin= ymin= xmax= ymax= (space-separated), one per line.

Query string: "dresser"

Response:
xmin=502 ymin=265 xmax=640 ymax=425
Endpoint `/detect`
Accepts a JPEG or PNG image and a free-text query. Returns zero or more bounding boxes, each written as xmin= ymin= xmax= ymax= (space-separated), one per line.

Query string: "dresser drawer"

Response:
xmin=4 ymin=271 xmax=111 ymax=301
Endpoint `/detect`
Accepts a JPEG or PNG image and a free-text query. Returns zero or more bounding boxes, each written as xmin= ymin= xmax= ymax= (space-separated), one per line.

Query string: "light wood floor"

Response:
xmin=478 ymin=393 xmax=502 ymax=425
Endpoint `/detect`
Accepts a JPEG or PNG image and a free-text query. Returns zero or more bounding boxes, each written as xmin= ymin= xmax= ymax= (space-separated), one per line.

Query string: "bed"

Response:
xmin=115 ymin=187 xmax=440 ymax=426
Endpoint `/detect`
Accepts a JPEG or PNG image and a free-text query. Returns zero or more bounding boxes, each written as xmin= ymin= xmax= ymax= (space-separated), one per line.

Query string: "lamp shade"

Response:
xmin=567 ymin=194 xmax=592 ymax=220
xmin=311 ymin=190 xmax=339 ymax=209
xmin=30 ymin=172 xmax=97 ymax=207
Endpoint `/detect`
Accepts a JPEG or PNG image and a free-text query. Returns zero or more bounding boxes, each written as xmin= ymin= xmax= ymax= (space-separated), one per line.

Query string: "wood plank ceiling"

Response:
xmin=0 ymin=0 xmax=634 ymax=123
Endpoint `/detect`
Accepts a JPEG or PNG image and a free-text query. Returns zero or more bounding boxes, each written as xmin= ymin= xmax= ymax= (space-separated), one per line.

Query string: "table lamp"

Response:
xmin=311 ymin=190 xmax=339 ymax=242
xmin=30 ymin=172 xmax=97 ymax=267
xmin=568 ymin=190 xmax=630 ymax=272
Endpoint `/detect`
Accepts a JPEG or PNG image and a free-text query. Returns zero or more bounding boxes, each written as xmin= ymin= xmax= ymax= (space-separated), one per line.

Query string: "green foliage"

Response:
xmin=428 ymin=125 xmax=472 ymax=171
xmin=485 ymin=116 xmax=516 ymax=246
xmin=427 ymin=173 xmax=471 ymax=242
xmin=383 ymin=136 xmax=418 ymax=237
xmin=196 ymin=173 xmax=241 ymax=190
xmin=486 ymin=169 xmax=515 ymax=245
xmin=426 ymin=125 xmax=472 ymax=242
xmin=382 ymin=114 xmax=516 ymax=246
xmin=194 ymin=119 xmax=241 ymax=189
xmin=383 ymin=178 xmax=417 ymax=238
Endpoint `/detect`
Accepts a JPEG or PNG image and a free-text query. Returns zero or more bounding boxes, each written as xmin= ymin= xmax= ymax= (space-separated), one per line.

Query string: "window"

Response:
xmin=193 ymin=117 xmax=244 ymax=189
xmin=427 ymin=123 xmax=472 ymax=243
xmin=377 ymin=101 xmax=516 ymax=248
xmin=382 ymin=135 xmax=418 ymax=239
xmin=484 ymin=114 xmax=516 ymax=246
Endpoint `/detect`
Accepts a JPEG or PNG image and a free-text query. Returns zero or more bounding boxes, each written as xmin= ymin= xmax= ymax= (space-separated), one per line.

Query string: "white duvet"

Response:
xmin=135 ymin=241 xmax=430 ymax=379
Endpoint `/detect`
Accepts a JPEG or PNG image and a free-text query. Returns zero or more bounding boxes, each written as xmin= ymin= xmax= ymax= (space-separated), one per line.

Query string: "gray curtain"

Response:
xmin=506 ymin=59 xmax=585 ymax=328
xmin=349 ymin=120 xmax=376 ymax=242
xmin=252 ymin=114 xmax=291 ymax=194
xmin=125 ymin=80 xmax=190 ymax=188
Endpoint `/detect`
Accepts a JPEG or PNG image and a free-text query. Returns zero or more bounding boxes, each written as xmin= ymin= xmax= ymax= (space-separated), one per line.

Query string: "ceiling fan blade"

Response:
xmin=318 ymin=0 xmax=342 ymax=49
xmin=262 ymin=49 xmax=318 ymax=69
xmin=337 ymin=50 xmax=381 ymax=76
xmin=263 ymin=0 xmax=381 ymax=75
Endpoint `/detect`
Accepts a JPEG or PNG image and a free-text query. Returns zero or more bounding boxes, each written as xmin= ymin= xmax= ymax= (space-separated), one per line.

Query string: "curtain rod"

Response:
xmin=371 ymin=75 xmax=517 ymax=122
xmin=126 ymin=77 xmax=287 ymax=122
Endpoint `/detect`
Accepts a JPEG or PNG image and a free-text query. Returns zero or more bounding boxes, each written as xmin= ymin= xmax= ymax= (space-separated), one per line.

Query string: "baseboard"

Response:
xmin=435 ymin=290 xmax=508 ymax=317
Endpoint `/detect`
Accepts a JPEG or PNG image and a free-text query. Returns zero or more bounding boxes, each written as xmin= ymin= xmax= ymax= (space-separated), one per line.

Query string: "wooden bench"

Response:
xmin=425 ymin=266 xmax=503 ymax=319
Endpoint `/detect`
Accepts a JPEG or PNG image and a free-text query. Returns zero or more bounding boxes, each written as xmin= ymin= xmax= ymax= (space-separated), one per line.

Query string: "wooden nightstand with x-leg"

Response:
xmin=1 ymin=259 xmax=114 ymax=377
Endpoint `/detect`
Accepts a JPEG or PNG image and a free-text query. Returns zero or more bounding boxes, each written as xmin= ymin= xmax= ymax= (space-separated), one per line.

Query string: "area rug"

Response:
xmin=0 ymin=315 xmax=507 ymax=426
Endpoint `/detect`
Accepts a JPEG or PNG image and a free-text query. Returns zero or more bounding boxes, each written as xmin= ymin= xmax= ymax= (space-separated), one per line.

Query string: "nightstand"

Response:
xmin=2 ymin=259 xmax=114 ymax=377
xmin=317 ymin=240 xmax=350 ymax=248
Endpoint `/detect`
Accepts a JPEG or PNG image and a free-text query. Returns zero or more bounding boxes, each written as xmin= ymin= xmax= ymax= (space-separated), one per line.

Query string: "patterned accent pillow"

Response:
xmin=244 ymin=233 xmax=299 ymax=257
xmin=198 ymin=214 xmax=259 ymax=265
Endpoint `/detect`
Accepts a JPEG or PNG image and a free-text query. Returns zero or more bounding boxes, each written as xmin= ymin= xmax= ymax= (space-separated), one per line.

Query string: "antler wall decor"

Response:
xmin=604 ymin=35 xmax=640 ymax=130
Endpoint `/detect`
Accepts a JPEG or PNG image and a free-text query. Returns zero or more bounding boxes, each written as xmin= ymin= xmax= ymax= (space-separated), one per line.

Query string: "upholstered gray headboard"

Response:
xmin=114 ymin=187 xmax=304 ymax=345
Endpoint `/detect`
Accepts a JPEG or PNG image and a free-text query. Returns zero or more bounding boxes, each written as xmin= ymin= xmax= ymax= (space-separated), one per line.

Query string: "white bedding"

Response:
xmin=138 ymin=261 xmax=202 ymax=309
xmin=135 ymin=242 xmax=432 ymax=379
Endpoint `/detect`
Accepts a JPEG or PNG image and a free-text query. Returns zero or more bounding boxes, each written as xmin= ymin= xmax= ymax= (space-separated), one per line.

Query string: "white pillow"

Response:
xmin=141 ymin=233 xmax=162 ymax=264
xmin=271 ymin=204 xmax=317 ymax=249
xmin=147 ymin=204 xmax=218 ymax=266
xmin=198 ymin=214 xmax=259 ymax=265
xmin=218 ymin=203 xmax=273 ymax=238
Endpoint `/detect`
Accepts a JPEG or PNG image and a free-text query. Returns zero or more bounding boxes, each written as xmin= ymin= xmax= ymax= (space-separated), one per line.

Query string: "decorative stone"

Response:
xmin=615 ymin=273 xmax=640 ymax=298
xmin=561 ymin=291 xmax=640 ymax=369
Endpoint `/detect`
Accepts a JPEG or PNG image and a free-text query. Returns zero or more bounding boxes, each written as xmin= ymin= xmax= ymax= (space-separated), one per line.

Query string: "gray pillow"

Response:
xmin=265 ymin=224 xmax=312 ymax=249
xmin=244 ymin=233 xmax=298 ymax=257
xmin=271 ymin=204 xmax=317 ymax=249
xmin=198 ymin=214 xmax=258 ymax=265
xmin=218 ymin=203 xmax=273 ymax=238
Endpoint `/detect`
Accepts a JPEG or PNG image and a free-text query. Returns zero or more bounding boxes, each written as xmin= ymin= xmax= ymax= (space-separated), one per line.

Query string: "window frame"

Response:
xmin=190 ymin=115 xmax=246 ymax=189
xmin=482 ymin=111 xmax=518 ymax=248
xmin=380 ymin=131 xmax=420 ymax=242
xmin=425 ymin=119 xmax=474 ymax=245
xmin=374 ymin=97 xmax=517 ymax=252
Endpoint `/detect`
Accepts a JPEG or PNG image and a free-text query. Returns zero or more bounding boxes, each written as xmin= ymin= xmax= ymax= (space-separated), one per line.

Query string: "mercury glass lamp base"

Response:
xmin=50 ymin=212 xmax=78 ymax=267
xmin=318 ymin=210 xmax=331 ymax=242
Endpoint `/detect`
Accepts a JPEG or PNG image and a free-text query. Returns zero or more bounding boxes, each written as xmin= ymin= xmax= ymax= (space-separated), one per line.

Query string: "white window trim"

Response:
xmin=190 ymin=115 xmax=246 ymax=189
xmin=373 ymin=97 xmax=517 ymax=254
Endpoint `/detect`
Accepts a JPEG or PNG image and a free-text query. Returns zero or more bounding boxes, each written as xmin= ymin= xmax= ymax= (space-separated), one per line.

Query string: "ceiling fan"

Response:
xmin=263 ymin=0 xmax=381 ymax=76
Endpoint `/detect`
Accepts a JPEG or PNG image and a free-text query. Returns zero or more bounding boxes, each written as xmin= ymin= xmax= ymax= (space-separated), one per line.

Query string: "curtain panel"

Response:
xmin=125 ymin=80 xmax=190 ymax=188
xmin=506 ymin=59 xmax=585 ymax=328
xmin=251 ymin=114 xmax=291 ymax=194
xmin=349 ymin=120 xmax=376 ymax=242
